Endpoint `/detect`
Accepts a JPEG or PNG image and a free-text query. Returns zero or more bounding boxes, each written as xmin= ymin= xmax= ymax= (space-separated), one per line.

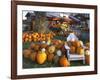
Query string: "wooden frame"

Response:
xmin=11 ymin=1 xmax=97 ymax=79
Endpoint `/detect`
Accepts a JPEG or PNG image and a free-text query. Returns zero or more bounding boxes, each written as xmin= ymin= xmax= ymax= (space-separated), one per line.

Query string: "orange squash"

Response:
xmin=59 ymin=55 xmax=70 ymax=67
xmin=36 ymin=50 xmax=47 ymax=64
xmin=70 ymin=46 xmax=76 ymax=54
xmin=77 ymin=47 xmax=84 ymax=55
xmin=23 ymin=49 xmax=31 ymax=58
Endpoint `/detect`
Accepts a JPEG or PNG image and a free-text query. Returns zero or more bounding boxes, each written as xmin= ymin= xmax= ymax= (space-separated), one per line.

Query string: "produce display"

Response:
xmin=22 ymin=11 xmax=90 ymax=68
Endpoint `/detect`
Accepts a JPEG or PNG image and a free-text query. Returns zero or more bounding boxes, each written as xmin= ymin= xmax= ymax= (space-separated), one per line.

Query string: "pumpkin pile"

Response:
xmin=68 ymin=40 xmax=85 ymax=55
xmin=22 ymin=32 xmax=55 ymax=42
xmin=23 ymin=40 xmax=70 ymax=67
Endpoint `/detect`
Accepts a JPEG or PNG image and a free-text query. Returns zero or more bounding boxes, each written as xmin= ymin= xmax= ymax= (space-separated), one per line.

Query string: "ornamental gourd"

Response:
xmin=36 ymin=49 xmax=47 ymax=64
xmin=48 ymin=45 xmax=56 ymax=54
xmin=59 ymin=55 xmax=70 ymax=67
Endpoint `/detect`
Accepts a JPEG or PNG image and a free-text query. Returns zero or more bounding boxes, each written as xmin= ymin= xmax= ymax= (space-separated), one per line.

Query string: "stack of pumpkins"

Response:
xmin=23 ymin=41 xmax=70 ymax=67
xmin=22 ymin=32 xmax=55 ymax=43
xmin=68 ymin=40 xmax=84 ymax=55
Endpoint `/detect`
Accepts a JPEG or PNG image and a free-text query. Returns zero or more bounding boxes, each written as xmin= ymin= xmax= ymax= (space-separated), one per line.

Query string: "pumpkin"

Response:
xmin=85 ymin=42 xmax=90 ymax=49
xmin=70 ymin=46 xmax=76 ymax=54
xmin=30 ymin=52 xmax=37 ymax=61
xmin=59 ymin=55 xmax=70 ymax=67
xmin=34 ymin=44 xmax=40 ymax=51
xmin=40 ymin=44 xmax=48 ymax=49
xmin=48 ymin=45 xmax=56 ymax=54
xmin=77 ymin=47 xmax=84 ymax=55
xmin=47 ymin=53 xmax=54 ymax=62
xmin=36 ymin=49 xmax=47 ymax=64
xmin=56 ymin=50 xmax=62 ymax=56
xmin=23 ymin=49 xmax=31 ymax=58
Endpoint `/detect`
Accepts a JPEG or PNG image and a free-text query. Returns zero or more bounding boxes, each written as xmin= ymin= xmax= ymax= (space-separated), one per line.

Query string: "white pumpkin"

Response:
xmin=56 ymin=50 xmax=62 ymax=56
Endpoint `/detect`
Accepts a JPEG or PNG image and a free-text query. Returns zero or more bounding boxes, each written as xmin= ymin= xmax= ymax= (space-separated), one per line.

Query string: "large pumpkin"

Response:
xmin=77 ymin=47 xmax=84 ymax=55
xmin=70 ymin=46 xmax=76 ymax=54
xmin=59 ymin=55 xmax=70 ymax=67
xmin=36 ymin=50 xmax=47 ymax=64
xmin=23 ymin=49 xmax=32 ymax=58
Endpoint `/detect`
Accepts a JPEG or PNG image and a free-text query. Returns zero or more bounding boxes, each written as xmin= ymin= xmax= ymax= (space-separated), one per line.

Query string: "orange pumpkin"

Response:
xmin=77 ymin=47 xmax=84 ymax=55
xmin=34 ymin=44 xmax=40 ymax=51
xmin=59 ymin=55 xmax=70 ymax=67
xmin=47 ymin=53 xmax=54 ymax=62
xmin=36 ymin=50 xmax=47 ymax=64
xmin=70 ymin=46 xmax=76 ymax=54
xmin=23 ymin=49 xmax=31 ymax=58
xmin=30 ymin=52 xmax=37 ymax=61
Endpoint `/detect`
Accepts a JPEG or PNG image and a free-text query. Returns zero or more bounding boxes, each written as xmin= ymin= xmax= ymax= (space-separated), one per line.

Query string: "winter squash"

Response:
xmin=77 ymin=47 xmax=84 ymax=55
xmin=59 ymin=55 xmax=70 ymax=67
xmin=30 ymin=52 xmax=37 ymax=61
xmin=70 ymin=46 xmax=76 ymax=54
xmin=48 ymin=45 xmax=56 ymax=54
xmin=85 ymin=54 xmax=90 ymax=65
xmin=47 ymin=53 xmax=54 ymax=62
xmin=36 ymin=49 xmax=47 ymax=64
xmin=23 ymin=49 xmax=32 ymax=58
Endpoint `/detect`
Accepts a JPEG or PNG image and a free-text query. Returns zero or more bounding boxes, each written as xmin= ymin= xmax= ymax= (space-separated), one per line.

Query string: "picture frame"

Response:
xmin=11 ymin=1 xmax=97 ymax=79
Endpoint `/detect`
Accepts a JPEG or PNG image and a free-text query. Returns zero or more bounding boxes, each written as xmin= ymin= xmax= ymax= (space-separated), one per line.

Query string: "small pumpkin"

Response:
xmin=40 ymin=44 xmax=48 ymax=49
xmin=47 ymin=53 xmax=54 ymax=62
xmin=77 ymin=47 xmax=84 ymax=55
xmin=36 ymin=49 xmax=47 ymax=64
xmin=70 ymin=46 xmax=76 ymax=54
xmin=48 ymin=45 xmax=56 ymax=54
xmin=30 ymin=52 xmax=37 ymax=61
xmin=59 ymin=55 xmax=70 ymax=67
xmin=34 ymin=44 xmax=40 ymax=51
xmin=23 ymin=49 xmax=31 ymax=58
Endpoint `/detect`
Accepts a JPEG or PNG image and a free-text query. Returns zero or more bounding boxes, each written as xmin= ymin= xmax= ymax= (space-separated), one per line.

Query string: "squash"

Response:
xmin=48 ymin=45 xmax=56 ymax=54
xmin=47 ymin=53 xmax=54 ymax=62
xmin=23 ymin=49 xmax=31 ymax=58
xmin=30 ymin=52 xmax=37 ymax=61
xmin=77 ymin=47 xmax=84 ymax=55
xmin=70 ymin=46 xmax=76 ymax=54
xmin=30 ymin=43 xmax=35 ymax=49
xmin=36 ymin=49 xmax=47 ymax=64
xmin=59 ymin=55 xmax=70 ymax=67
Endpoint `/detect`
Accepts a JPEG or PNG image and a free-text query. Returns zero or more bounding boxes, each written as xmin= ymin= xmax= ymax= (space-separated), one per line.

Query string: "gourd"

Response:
xmin=48 ymin=45 xmax=56 ymax=54
xmin=59 ymin=55 xmax=70 ymax=67
xmin=36 ymin=49 xmax=47 ymax=64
